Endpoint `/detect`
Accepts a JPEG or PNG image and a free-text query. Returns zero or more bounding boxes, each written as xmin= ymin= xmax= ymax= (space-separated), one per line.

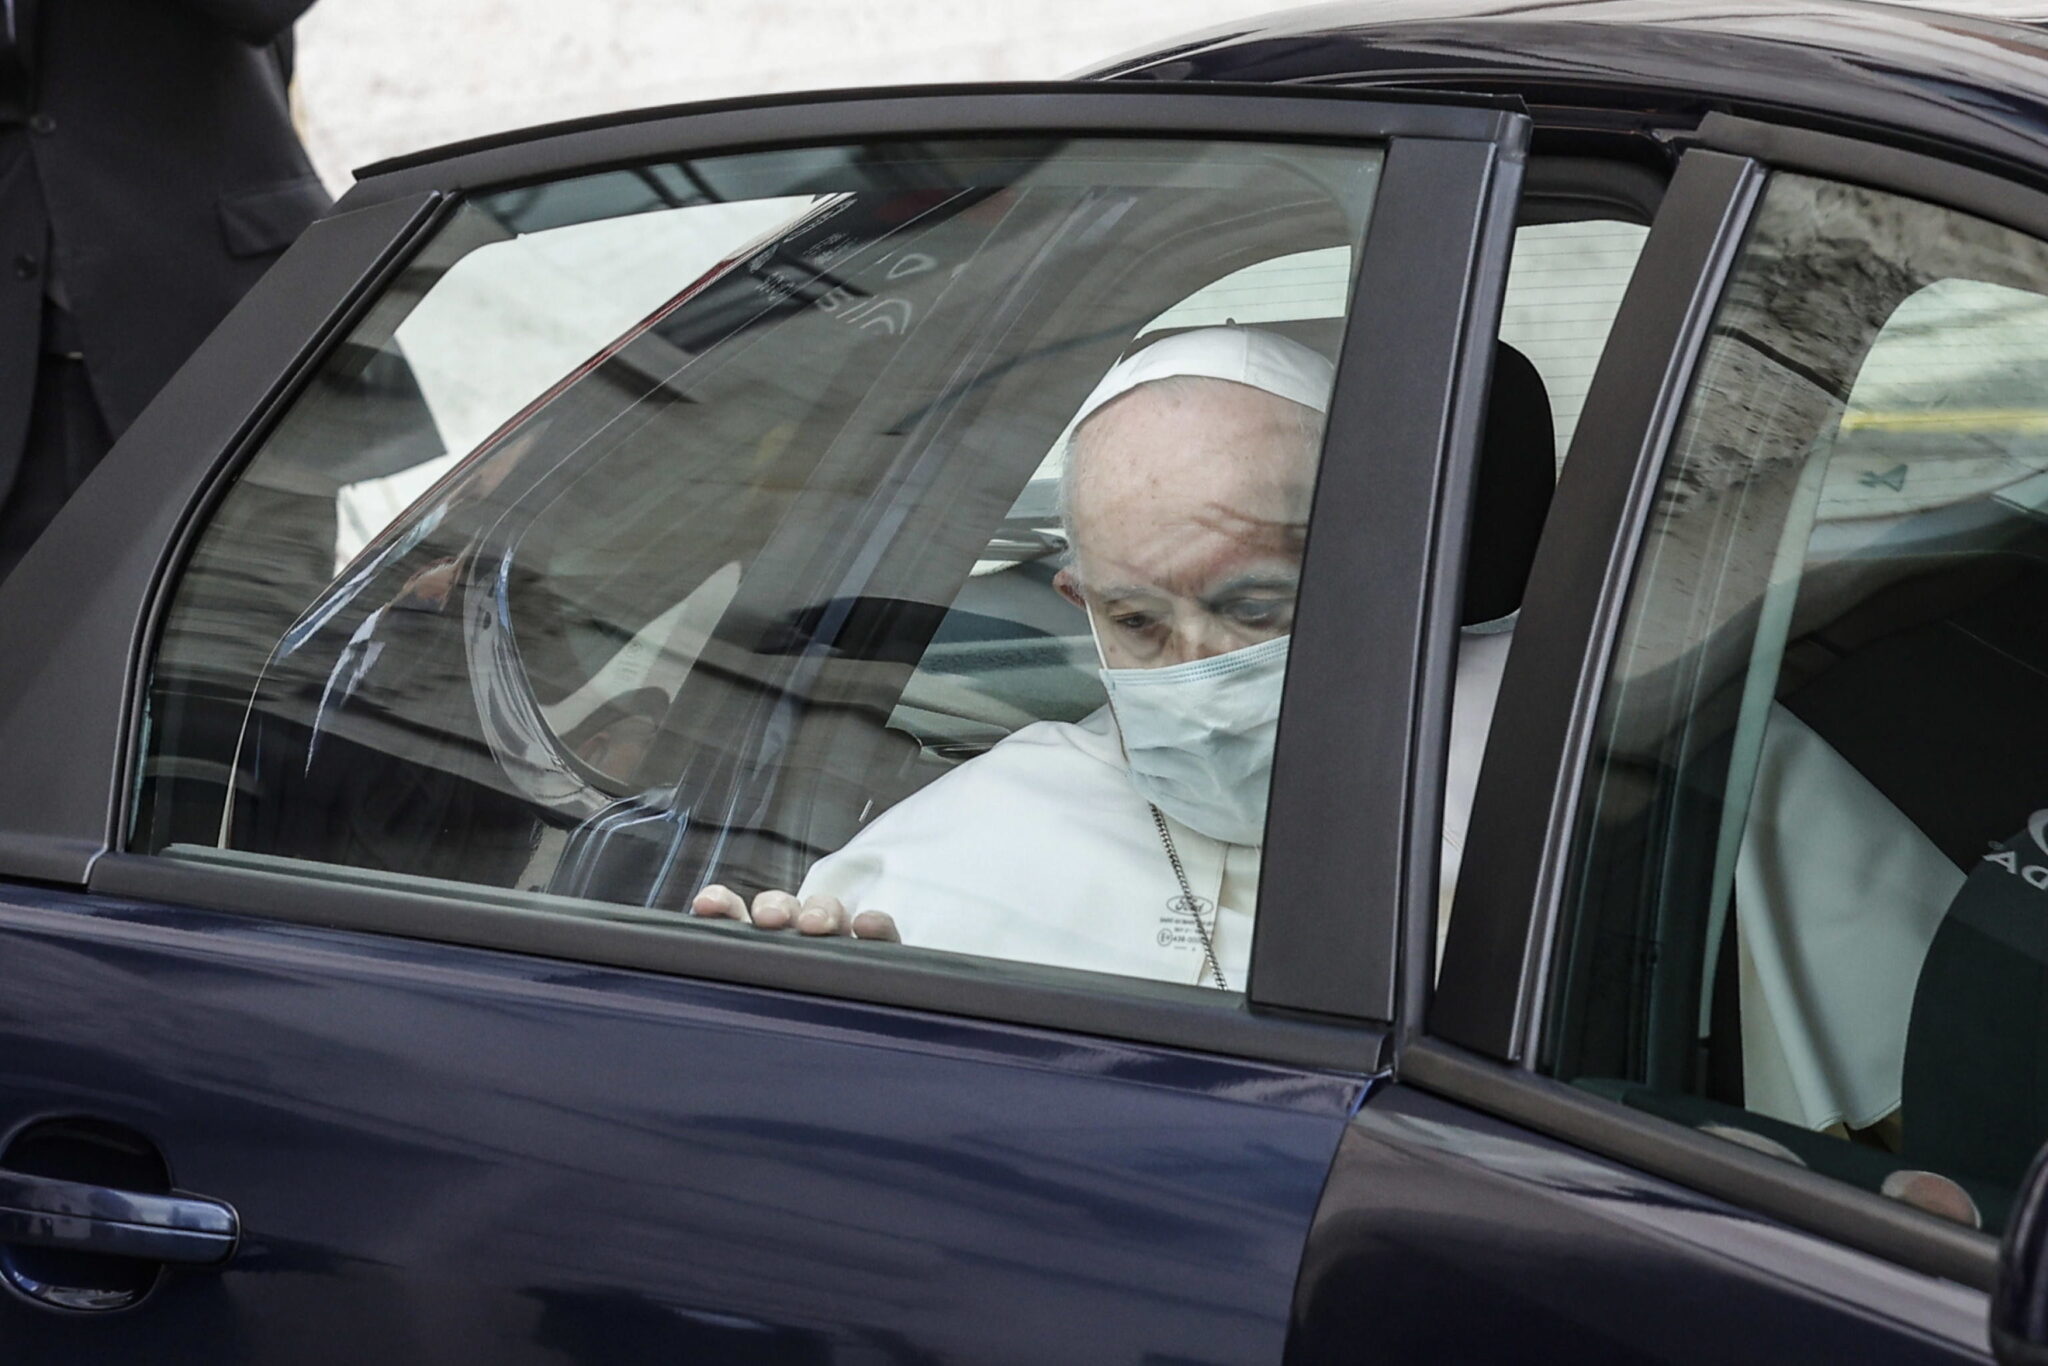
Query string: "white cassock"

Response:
xmin=799 ymin=630 xmax=1514 ymax=988
xmin=1734 ymin=703 xmax=1961 ymax=1132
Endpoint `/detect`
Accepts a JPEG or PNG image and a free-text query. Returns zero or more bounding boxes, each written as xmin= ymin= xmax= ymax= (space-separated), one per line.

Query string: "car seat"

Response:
xmin=1462 ymin=340 xmax=1556 ymax=625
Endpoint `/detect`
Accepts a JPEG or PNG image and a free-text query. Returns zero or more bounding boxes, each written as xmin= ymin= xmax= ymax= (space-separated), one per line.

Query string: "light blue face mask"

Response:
xmin=1096 ymin=633 xmax=1290 ymax=847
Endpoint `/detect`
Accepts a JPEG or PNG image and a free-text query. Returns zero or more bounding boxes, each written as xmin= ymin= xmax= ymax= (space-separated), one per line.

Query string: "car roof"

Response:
xmin=1092 ymin=0 xmax=2048 ymax=184
xmin=356 ymin=2 xmax=2048 ymax=197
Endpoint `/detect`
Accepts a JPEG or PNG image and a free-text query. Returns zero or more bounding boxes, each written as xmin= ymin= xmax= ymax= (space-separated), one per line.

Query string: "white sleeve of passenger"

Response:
xmin=1436 ymin=628 xmax=1513 ymax=968
xmin=1734 ymin=705 xmax=1963 ymax=1131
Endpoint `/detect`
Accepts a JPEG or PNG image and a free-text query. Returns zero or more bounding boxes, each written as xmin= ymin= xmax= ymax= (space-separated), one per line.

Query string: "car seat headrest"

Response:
xmin=1464 ymin=341 xmax=1556 ymax=626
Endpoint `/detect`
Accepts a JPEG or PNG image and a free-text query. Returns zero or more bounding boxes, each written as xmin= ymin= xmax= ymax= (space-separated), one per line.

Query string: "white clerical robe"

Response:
xmin=1734 ymin=703 xmax=1962 ymax=1132
xmin=799 ymin=629 xmax=1513 ymax=988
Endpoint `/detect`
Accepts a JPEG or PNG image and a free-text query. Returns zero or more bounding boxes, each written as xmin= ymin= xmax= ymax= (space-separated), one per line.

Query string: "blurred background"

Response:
xmin=295 ymin=0 xmax=1265 ymax=192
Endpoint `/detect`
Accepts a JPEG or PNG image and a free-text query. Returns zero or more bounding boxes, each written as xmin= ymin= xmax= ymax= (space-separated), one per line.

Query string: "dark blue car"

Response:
xmin=3 ymin=1 xmax=2048 ymax=1359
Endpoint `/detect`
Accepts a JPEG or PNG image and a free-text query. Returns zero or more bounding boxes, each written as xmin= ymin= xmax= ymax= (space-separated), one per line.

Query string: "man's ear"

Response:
xmin=1053 ymin=566 xmax=1088 ymax=610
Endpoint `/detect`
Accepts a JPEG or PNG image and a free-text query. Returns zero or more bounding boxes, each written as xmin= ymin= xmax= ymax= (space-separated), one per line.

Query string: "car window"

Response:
xmin=1428 ymin=215 xmax=1651 ymax=947
xmin=332 ymin=195 xmax=816 ymax=569
xmin=1544 ymin=171 xmax=2048 ymax=1235
xmin=1501 ymin=219 xmax=1650 ymax=467
xmin=135 ymin=135 xmax=1386 ymax=996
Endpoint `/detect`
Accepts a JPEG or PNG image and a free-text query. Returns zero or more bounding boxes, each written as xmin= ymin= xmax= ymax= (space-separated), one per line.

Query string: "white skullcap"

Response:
xmin=1071 ymin=325 xmax=1335 ymax=429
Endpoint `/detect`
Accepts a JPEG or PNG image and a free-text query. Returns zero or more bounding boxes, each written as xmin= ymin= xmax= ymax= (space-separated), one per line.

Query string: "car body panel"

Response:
xmin=1290 ymin=1082 xmax=1989 ymax=1365
xmin=0 ymin=885 xmax=1364 ymax=1361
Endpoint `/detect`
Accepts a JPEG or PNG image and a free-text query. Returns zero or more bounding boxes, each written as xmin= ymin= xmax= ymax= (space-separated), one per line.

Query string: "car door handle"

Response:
xmin=0 ymin=1170 xmax=238 ymax=1266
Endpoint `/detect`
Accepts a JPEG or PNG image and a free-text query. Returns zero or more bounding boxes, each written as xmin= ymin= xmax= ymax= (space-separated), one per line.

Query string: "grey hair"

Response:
xmin=1053 ymin=377 xmax=1327 ymax=578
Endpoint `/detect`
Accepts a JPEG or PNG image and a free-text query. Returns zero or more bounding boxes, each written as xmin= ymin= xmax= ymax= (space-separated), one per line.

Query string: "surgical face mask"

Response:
xmin=1094 ymin=630 xmax=1290 ymax=847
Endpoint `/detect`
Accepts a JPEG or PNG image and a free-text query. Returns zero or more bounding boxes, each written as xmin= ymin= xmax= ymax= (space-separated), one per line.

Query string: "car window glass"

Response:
xmin=137 ymin=136 xmax=1384 ymax=997
xmin=1545 ymin=172 xmax=2048 ymax=1235
xmin=335 ymin=197 xmax=813 ymax=567
xmin=1500 ymin=220 xmax=1650 ymax=466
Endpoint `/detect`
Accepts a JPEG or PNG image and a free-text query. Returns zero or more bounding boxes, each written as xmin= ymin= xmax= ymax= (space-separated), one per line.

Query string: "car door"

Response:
xmin=0 ymin=86 xmax=1526 ymax=1361
xmin=1287 ymin=122 xmax=2048 ymax=1361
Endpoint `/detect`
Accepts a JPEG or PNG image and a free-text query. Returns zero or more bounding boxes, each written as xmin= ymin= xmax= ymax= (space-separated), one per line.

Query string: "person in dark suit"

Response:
xmin=0 ymin=0 xmax=329 ymax=580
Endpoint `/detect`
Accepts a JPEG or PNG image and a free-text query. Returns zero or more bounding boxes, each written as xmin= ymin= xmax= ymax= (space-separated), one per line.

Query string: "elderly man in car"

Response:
xmin=692 ymin=325 xmax=1507 ymax=989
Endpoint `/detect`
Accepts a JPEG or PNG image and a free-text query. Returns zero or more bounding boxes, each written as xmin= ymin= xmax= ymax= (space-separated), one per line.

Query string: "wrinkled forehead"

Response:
xmin=1069 ymin=379 xmax=1320 ymax=506
xmin=1066 ymin=378 xmax=1320 ymax=576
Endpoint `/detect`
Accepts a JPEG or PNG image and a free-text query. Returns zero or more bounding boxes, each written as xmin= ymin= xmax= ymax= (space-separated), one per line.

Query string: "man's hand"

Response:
xmin=690 ymin=886 xmax=901 ymax=942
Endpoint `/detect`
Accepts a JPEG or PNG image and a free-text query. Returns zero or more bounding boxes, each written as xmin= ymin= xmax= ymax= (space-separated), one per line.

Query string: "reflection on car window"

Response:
xmin=336 ymin=198 xmax=813 ymax=568
xmin=1549 ymin=172 xmax=2048 ymax=1235
xmin=137 ymin=136 xmax=1383 ymax=995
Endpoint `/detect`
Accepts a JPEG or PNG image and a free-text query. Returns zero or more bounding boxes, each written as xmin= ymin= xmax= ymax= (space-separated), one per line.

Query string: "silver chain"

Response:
xmin=1149 ymin=805 xmax=1227 ymax=991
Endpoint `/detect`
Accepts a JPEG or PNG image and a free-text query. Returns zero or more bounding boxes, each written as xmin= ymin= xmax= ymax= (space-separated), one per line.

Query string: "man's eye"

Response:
xmin=1224 ymin=598 xmax=1290 ymax=626
xmin=1111 ymin=612 xmax=1160 ymax=635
